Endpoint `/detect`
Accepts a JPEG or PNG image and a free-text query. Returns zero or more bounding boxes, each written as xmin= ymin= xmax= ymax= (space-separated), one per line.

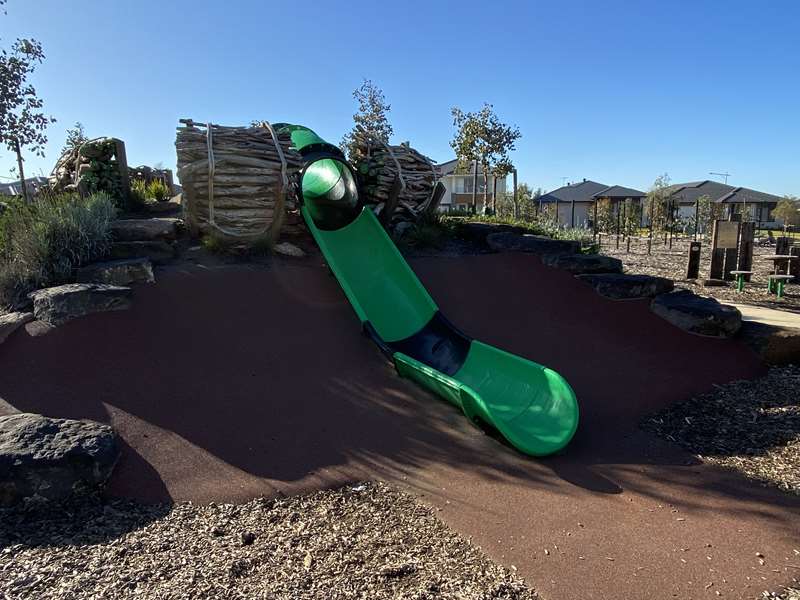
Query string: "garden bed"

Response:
xmin=642 ymin=366 xmax=800 ymax=495
xmin=0 ymin=482 xmax=536 ymax=599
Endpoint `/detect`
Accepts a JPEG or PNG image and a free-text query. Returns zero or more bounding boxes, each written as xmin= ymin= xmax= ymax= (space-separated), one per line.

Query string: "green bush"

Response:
xmin=0 ymin=192 xmax=117 ymax=308
xmin=146 ymin=179 xmax=171 ymax=202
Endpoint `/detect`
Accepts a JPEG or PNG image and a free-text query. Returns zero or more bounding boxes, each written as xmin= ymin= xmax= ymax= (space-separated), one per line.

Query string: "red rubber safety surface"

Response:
xmin=1 ymin=253 xmax=797 ymax=600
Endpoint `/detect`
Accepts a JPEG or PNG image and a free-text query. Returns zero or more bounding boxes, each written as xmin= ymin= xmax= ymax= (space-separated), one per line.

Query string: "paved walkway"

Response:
xmin=732 ymin=302 xmax=800 ymax=329
xmin=0 ymin=254 xmax=797 ymax=600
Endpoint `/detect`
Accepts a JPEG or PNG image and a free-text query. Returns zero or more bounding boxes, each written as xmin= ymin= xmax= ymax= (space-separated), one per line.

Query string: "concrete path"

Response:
xmin=0 ymin=254 xmax=797 ymax=600
xmin=732 ymin=302 xmax=800 ymax=329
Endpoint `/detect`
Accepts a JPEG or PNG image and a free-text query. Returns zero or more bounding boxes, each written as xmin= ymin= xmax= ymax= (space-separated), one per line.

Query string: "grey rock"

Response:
xmin=458 ymin=222 xmax=527 ymax=243
xmin=542 ymin=253 xmax=623 ymax=274
xmin=651 ymin=290 xmax=742 ymax=338
xmin=0 ymin=312 xmax=33 ymax=344
xmin=111 ymin=240 xmax=176 ymax=264
xmin=486 ymin=232 xmax=580 ymax=255
xmin=393 ymin=222 xmax=414 ymax=238
xmin=577 ymin=273 xmax=674 ymax=300
xmin=28 ymin=283 xmax=132 ymax=326
xmin=24 ymin=320 xmax=56 ymax=337
xmin=144 ymin=199 xmax=181 ymax=215
xmin=0 ymin=413 xmax=119 ymax=506
xmin=77 ymin=258 xmax=155 ymax=286
xmin=110 ymin=218 xmax=180 ymax=242
xmin=738 ymin=321 xmax=800 ymax=365
xmin=273 ymin=242 xmax=306 ymax=258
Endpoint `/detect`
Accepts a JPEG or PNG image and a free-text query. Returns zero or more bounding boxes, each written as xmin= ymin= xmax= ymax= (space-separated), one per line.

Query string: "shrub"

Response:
xmin=0 ymin=192 xmax=117 ymax=308
xmin=146 ymin=179 xmax=171 ymax=202
xmin=130 ymin=179 xmax=148 ymax=206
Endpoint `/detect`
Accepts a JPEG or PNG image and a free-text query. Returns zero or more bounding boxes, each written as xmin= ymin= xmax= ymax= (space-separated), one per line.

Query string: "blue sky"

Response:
xmin=2 ymin=0 xmax=798 ymax=195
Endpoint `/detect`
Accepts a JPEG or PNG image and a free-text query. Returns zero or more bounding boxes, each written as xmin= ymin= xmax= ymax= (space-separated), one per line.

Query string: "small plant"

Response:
xmin=147 ymin=179 xmax=171 ymax=202
xmin=130 ymin=179 xmax=147 ymax=204
xmin=0 ymin=192 xmax=117 ymax=308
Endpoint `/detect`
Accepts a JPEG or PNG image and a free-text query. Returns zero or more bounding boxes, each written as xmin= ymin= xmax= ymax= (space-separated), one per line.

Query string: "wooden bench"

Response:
xmin=768 ymin=274 xmax=794 ymax=298
xmin=729 ymin=270 xmax=754 ymax=292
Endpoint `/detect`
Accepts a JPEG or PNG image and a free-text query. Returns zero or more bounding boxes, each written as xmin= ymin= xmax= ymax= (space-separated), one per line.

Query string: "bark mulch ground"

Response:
xmin=642 ymin=366 xmax=800 ymax=495
xmin=602 ymin=236 xmax=800 ymax=313
xmin=0 ymin=482 xmax=535 ymax=600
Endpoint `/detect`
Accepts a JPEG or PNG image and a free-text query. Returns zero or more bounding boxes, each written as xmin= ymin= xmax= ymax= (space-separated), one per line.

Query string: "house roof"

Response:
xmin=592 ymin=184 xmax=647 ymax=199
xmin=667 ymin=180 xmax=783 ymax=204
xmin=539 ymin=180 xmax=610 ymax=203
xmin=540 ymin=180 xmax=644 ymax=203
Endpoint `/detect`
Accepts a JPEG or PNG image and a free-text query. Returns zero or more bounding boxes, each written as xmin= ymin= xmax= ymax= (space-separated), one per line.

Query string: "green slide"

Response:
xmin=277 ymin=124 xmax=578 ymax=456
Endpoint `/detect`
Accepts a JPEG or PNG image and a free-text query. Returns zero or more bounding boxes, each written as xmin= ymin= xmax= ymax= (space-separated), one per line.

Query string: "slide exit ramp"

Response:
xmin=277 ymin=124 xmax=578 ymax=456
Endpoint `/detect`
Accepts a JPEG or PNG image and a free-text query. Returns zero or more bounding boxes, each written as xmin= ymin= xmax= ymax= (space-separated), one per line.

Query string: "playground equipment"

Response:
xmin=277 ymin=124 xmax=579 ymax=456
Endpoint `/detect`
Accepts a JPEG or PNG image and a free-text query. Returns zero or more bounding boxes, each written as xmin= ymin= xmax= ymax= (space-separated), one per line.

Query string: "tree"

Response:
xmin=450 ymin=103 xmax=521 ymax=214
xmin=645 ymin=173 xmax=674 ymax=236
xmin=61 ymin=121 xmax=88 ymax=155
xmin=0 ymin=36 xmax=54 ymax=202
xmin=341 ymin=79 xmax=393 ymax=163
xmin=772 ymin=196 xmax=800 ymax=229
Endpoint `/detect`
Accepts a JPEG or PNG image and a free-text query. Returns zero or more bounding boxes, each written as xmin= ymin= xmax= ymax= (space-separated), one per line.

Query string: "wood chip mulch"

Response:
xmin=642 ymin=366 xmax=800 ymax=495
xmin=602 ymin=236 xmax=800 ymax=313
xmin=0 ymin=481 xmax=536 ymax=599
xmin=762 ymin=588 xmax=800 ymax=600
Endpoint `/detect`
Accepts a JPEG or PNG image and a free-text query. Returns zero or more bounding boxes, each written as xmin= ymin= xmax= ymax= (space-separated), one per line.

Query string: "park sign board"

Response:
xmin=715 ymin=222 xmax=740 ymax=249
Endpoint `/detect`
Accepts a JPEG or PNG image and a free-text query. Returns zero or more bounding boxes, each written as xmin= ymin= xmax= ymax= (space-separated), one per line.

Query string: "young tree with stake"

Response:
xmin=0 ymin=33 xmax=54 ymax=203
xmin=450 ymin=103 xmax=520 ymax=214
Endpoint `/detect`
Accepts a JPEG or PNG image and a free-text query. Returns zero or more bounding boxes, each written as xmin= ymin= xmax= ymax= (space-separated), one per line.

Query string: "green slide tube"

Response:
xmin=280 ymin=124 xmax=578 ymax=456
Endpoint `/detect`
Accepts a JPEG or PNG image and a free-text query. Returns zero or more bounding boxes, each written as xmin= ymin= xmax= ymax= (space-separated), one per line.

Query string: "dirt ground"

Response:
xmin=0 ymin=253 xmax=798 ymax=599
xmin=601 ymin=234 xmax=800 ymax=313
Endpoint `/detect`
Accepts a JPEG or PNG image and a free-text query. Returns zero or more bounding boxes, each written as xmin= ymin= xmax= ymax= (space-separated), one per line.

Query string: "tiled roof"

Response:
xmin=592 ymin=185 xmax=646 ymax=198
xmin=667 ymin=180 xmax=783 ymax=204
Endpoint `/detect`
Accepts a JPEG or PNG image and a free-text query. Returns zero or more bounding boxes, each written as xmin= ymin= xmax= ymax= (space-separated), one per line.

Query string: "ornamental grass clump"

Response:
xmin=0 ymin=192 xmax=117 ymax=308
xmin=146 ymin=179 xmax=171 ymax=202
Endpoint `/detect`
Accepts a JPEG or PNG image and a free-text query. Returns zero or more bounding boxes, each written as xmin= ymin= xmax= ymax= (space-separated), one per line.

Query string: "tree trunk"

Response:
xmin=14 ymin=138 xmax=29 ymax=204
xmin=482 ymin=163 xmax=489 ymax=215
xmin=471 ymin=159 xmax=478 ymax=214
xmin=512 ymin=169 xmax=518 ymax=218
xmin=492 ymin=175 xmax=498 ymax=215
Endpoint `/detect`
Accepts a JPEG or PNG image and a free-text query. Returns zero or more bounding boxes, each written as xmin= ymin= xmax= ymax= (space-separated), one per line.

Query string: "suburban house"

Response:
xmin=666 ymin=180 xmax=785 ymax=227
xmin=538 ymin=179 xmax=647 ymax=228
xmin=436 ymin=159 xmax=507 ymax=213
xmin=0 ymin=176 xmax=49 ymax=198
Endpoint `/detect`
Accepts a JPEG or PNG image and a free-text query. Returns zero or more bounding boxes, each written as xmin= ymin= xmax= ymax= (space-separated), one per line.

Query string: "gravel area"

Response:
xmin=601 ymin=235 xmax=800 ymax=313
xmin=763 ymin=588 xmax=800 ymax=600
xmin=0 ymin=482 xmax=536 ymax=599
xmin=642 ymin=366 xmax=800 ymax=495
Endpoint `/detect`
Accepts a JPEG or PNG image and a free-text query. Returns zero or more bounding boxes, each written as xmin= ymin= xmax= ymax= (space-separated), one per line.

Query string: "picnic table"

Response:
xmin=762 ymin=254 xmax=798 ymax=275
xmin=729 ymin=270 xmax=754 ymax=292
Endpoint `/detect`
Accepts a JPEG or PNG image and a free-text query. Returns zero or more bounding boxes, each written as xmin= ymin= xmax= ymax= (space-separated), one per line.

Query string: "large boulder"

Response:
xmin=458 ymin=222 xmax=527 ymax=243
xmin=542 ymin=253 xmax=623 ymax=275
xmin=110 ymin=218 xmax=180 ymax=242
xmin=0 ymin=413 xmax=119 ymax=506
xmin=76 ymin=258 xmax=155 ymax=286
xmin=28 ymin=283 xmax=132 ymax=326
xmin=738 ymin=321 xmax=800 ymax=365
xmin=651 ymin=290 xmax=742 ymax=338
xmin=577 ymin=273 xmax=674 ymax=300
xmin=486 ymin=232 xmax=580 ymax=255
xmin=111 ymin=240 xmax=176 ymax=264
xmin=0 ymin=312 xmax=34 ymax=344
